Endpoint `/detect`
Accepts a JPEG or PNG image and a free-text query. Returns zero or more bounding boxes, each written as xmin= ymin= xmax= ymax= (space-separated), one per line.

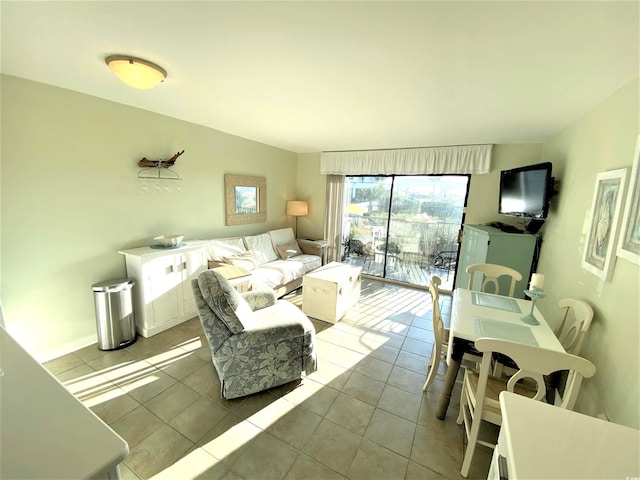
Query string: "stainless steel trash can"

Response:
xmin=92 ymin=278 xmax=137 ymax=351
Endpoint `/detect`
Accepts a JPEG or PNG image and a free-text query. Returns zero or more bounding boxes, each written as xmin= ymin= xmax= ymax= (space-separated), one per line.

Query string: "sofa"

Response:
xmin=204 ymin=228 xmax=323 ymax=297
xmin=192 ymin=269 xmax=317 ymax=399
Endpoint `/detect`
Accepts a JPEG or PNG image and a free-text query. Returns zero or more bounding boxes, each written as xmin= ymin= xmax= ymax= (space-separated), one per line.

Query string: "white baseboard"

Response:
xmin=35 ymin=334 xmax=98 ymax=363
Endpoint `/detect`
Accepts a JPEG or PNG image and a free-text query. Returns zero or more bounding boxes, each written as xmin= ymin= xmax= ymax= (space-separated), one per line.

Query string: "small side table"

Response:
xmin=213 ymin=266 xmax=252 ymax=292
xmin=312 ymin=240 xmax=329 ymax=265
xmin=228 ymin=276 xmax=252 ymax=293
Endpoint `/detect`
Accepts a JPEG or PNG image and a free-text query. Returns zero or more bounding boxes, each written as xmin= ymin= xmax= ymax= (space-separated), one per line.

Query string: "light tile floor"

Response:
xmin=45 ymin=279 xmax=493 ymax=479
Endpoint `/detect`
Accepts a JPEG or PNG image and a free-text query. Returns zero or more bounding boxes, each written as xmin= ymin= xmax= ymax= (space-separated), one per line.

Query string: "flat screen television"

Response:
xmin=499 ymin=162 xmax=553 ymax=219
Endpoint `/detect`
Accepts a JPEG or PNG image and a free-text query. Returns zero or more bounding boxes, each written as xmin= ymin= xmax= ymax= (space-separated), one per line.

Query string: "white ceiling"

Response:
xmin=1 ymin=1 xmax=638 ymax=153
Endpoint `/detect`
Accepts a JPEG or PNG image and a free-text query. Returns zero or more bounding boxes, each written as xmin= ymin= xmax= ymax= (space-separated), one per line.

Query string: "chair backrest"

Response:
xmin=191 ymin=270 xmax=255 ymax=352
xmin=474 ymin=338 xmax=596 ymax=411
xmin=554 ymin=298 xmax=594 ymax=355
xmin=429 ymin=276 xmax=446 ymax=343
xmin=466 ymin=263 xmax=523 ymax=297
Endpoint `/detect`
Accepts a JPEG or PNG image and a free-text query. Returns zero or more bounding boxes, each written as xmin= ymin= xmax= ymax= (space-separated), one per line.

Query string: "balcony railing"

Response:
xmin=341 ymin=215 xmax=460 ymax=289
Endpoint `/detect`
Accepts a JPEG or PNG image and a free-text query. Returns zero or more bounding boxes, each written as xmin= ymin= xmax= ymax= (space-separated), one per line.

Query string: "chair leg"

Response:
xmin=460 ymin=403 xmax=482 ymax=478
xmin=492 ymin=360 xmax=505 ymax=377
xmin=423 ymin=343 xmax=441 ymax=391
xmin=456 ymin=376 xmax=466 ymax=425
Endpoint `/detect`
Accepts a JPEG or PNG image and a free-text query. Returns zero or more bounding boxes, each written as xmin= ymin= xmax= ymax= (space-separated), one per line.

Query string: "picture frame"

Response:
xmin=582 ymin=168 xmax=628 ymax=281
xmin=224 ymin=174 xmax=267 ymax=225
xmin=616 ymin=135 xmax=640 ymax=265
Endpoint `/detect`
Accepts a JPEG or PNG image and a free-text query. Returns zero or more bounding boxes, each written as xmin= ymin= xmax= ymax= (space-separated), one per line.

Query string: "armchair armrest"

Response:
xmin=241 ymin=289 xmax=277 ymax=311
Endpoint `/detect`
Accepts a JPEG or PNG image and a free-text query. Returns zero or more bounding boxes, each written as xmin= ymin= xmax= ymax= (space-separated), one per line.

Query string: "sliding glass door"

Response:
xmin=342 ymin=175 xmax=469 ymax=290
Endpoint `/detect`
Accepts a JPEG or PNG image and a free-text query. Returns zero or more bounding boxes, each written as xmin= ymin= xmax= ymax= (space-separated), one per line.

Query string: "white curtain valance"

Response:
xmin=320 ymin=144 xmax=492 ymax=175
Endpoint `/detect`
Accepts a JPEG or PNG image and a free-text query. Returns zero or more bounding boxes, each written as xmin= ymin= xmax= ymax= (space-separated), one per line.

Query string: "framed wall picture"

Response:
xmin=582 ymin=168 xmax=628 ymax=281
xmin=224 ymin=174 xmax=267 ymax=225
xmin=617 ymin=135 xmax=640 ymax=265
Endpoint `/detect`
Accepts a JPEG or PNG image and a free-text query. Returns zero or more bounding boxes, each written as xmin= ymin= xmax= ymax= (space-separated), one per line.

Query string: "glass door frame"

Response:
xmin=342 ymin=173 xmax=471 ymax=290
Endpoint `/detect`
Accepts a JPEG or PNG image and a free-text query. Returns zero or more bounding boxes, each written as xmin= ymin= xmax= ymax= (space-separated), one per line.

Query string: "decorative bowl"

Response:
xmin=152 ymin=234 xmax=184 ymax=247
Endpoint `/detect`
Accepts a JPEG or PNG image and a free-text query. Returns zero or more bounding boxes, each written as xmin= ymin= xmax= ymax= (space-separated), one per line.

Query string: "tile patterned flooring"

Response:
xmin=45 ymin=279 xmax=492 ymax=479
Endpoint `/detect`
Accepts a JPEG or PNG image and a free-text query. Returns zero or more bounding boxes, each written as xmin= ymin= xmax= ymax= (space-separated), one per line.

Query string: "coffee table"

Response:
xmin=302 ymin=262 xmax=362 ymax=323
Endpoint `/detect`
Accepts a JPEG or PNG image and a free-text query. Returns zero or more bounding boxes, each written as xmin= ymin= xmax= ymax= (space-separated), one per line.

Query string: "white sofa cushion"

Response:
xmin=206 ymin=238 xmax=247 ymax=262
xmin=259 ymin=259 xmax=305 ymax=284
xmin=244 ymin=233 xmax=279 ymax=264
xmin=292 ymin=254 xmax=322 ymax=273
xmin=222 ymin=251 xmax=260 ymax=271
xmin=249 ymin=266 xmax=288 ymax=290
xmin=269 ymin=228 xmax=296 ymax=246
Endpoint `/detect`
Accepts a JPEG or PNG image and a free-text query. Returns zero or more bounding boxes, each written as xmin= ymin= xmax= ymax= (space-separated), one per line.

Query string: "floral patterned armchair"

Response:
xmin=191 ymin=270 xmax=317 ymax=399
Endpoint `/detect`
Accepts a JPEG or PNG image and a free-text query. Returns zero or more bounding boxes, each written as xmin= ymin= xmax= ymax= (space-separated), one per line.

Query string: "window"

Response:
xmin=342 ymin=175 xmax=469 ymax=289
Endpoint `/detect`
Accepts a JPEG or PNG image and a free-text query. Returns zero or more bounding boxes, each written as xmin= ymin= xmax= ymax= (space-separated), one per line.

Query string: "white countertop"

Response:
xmin=499 ymin=392 xmax=640 ymax=479
xmin=118 ymin=239 xmax=212 ymax=257
xmin=0 ymin=327 xmax=129 ymax=479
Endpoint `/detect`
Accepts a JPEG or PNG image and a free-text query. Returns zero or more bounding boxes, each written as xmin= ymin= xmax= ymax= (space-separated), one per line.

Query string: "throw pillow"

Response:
xmin=276 ymin=241 xmax=303 ymax=260
xmin=197 ymin=270 xmax=254 ymax=334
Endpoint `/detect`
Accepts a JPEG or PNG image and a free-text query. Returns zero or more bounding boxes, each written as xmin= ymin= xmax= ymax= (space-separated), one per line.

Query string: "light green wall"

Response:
xmin=536 ymin=78 xmax=639 ymax=428
xmin=295 ymin=152 xmax=325 ymax=241
xmin=1 ymin=75 xmax=298 ymax=359
xmin=464 ymin=143 xmax=544 ymax=225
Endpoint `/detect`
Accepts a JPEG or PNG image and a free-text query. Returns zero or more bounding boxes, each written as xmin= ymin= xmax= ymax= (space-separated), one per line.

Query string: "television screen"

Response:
xmin=499 ymin=162 xmax=552 ymax=219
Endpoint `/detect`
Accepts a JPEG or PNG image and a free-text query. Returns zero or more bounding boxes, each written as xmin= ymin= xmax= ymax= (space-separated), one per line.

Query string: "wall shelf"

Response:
xmin=137 ymin=166 xmax=181 ymax=180
xmin=136 ymin=150 xmax=184 ymax=180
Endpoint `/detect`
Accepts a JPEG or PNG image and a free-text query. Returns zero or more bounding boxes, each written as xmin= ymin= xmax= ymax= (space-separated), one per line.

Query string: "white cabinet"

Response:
xmin=455 ymin=225 xmax=538 ymax=299
xmin=119 ymin=243 xmax=208 ymax=337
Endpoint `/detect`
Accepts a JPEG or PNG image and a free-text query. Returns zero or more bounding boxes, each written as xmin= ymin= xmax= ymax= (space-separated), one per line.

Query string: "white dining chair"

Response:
xmin=423 ymin=276 xmax=480 ymax=392
xmin=466 ymin=263 xmax=522 ymax=297
xmin=554 ymin=298 xmax=595 ymax=355
xmin=456 ymin=337 xmax=596 ymax=478
xmin=423 ymin=276 xmax=448 ymax=391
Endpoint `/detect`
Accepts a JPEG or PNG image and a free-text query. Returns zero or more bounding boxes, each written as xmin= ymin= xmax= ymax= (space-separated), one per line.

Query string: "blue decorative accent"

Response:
xmin=521 ymin=287 xmax=545 ymax=325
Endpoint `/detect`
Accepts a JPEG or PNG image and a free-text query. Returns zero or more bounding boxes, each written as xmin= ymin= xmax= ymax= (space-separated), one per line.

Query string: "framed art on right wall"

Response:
xmin=582 ymin=168 xmax=628 ymax=281
xmin=617 ymin=135 xmax=640 ymax=265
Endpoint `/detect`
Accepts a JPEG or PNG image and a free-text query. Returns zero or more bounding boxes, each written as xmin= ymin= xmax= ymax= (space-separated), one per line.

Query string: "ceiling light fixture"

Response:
xmin=105 ymin=55 xmax=167 ymax=89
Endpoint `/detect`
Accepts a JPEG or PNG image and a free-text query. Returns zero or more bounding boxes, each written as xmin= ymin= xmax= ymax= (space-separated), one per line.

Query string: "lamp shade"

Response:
xmin=106 ymin=55 xmax=167 ymax=89
xmin=286 ymin=200 xmax=308 ymax=216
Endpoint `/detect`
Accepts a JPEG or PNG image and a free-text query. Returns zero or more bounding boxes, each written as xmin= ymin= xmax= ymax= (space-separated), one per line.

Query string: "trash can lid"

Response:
xmin=91 ymin=278 xmax=135 ymax=292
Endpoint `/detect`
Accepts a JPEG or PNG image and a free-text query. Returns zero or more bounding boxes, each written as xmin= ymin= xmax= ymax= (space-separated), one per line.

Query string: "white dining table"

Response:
xmin=435 ymin=288 xmax=565 ymax=420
